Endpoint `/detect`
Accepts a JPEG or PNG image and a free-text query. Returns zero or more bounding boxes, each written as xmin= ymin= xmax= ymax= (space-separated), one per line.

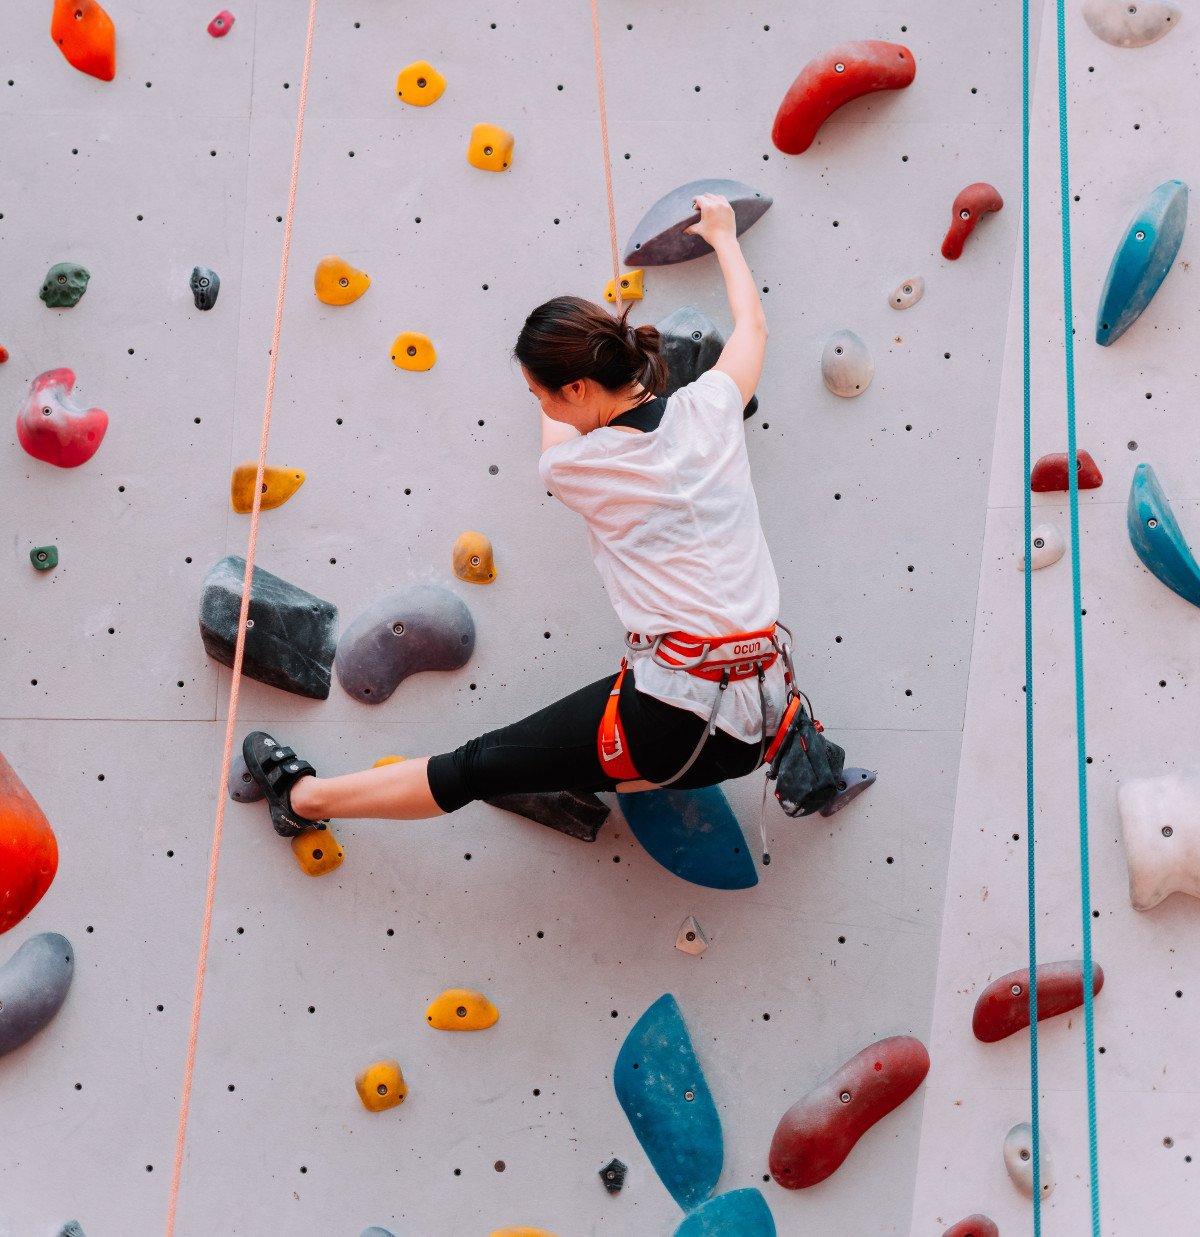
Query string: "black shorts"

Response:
xmin=426 ymin=665 xmax=767 ymax=813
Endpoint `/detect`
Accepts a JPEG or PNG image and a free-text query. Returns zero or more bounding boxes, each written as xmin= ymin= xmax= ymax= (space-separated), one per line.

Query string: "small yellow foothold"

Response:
xmin=291 ymin=825 xmax=344 ymax=876
xmin=314 ymin=255 xmax=371 ymax=306
xmin=372 ymin=755 xmax=407 ymax=768
xmin=230 ymin=462 xmax=306 ymax=514
xmin=396 ymin=59 xmax=446 ymax=106
xmin=391 ymin=331 xmax=437 ymax=370
xmin=467 ymin=123 xmax=514 ymax=172
xmin=452 ymin=531 xmax=496 ymax=584
xmin=605 ymin=269 xmax=644 ymax=302
xmin=490 ymin=1229 xmax=562 ymax=1237
xmin=355 ymin=1058 xmax=407 ymax=1111
xmin=426 ymin=988 xmax=499 ymax=1031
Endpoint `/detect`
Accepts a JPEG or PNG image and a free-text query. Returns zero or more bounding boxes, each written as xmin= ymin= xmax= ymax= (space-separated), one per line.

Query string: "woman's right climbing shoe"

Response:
xmin=241 ymin=731 xmax=322 ymax=837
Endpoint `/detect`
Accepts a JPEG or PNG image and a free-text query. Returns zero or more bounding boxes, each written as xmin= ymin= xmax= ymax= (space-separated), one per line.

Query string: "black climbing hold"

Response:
xmin=657 ymin=306 xmax=758 ymax=419
xmin=0 ymin=932 xmax=75 ymax=1058
xmin=335 ymin=584 xmax=475 ymax=704
xmin=198 ymin=556 xmax=338 ymax=699
xmin=599 ymin=1156 xmax=628 ymax=1193
xmin=190 ymin=265 xmax=220 ymax=310
xmin=623 ymin=178 xmax=772 ymax=266
xmin=485 ymin=789 xmax=610 ymax=842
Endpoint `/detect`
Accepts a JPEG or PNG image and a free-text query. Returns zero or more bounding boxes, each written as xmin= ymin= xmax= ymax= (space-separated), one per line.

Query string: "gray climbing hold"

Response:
xmin=485 ymin=789 xmax=610 ymax=842
xmin=624 ymin=179 xmax=772 ymax=266
xmin=336 ymin=584 xmax=475 ymax=704
xmin=198 ymin=556 xmax=338 ymax=700
xmin=887 ymin=275 xmax=924 ymax=310
xmin=228 ymin=753 xmax=264 ymax=803
xmin=657 ymin=306 xmax=758 ymax=418
xmin=0 ymin=932 xmax=74 ymax=1057
xmin=1082 ymin=0 xmax=1180 ymax=46
xmin=599 ymin=1156 xmax=628 ymax=1193
xmin=39 ymin=263 xmax=90 ymax=308
xmin=821 ymin=329 xmax=873 ymax=397
xmin=1004 ymin=1121 xmax=1055 ymax=1198
xmin=819 ymin=767 xmax=876 ymax=816
xmin=675 ymin=915 xmax=709 ymax=955
xmin=190 ymin=265 xmax=220 ymax=310
xmin=57 ymin=1224 xmax=86 ymax=1237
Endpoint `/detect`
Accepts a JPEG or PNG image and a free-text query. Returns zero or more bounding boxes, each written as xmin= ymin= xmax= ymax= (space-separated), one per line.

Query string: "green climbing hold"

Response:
xmin=30 ymin=546 xmax=58 ymax=571
xmin=39 ymin=263 xmax=90 ymax=308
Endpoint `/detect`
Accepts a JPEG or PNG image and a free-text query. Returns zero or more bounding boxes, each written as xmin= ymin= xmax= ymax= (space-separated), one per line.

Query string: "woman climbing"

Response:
xmin=242 ymin=193 xmax=790 ymax=833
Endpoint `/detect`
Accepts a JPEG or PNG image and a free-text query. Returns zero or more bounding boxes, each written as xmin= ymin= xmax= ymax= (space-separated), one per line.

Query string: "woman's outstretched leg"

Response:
xmin=289 ymin=758 xmax=443 ymax=821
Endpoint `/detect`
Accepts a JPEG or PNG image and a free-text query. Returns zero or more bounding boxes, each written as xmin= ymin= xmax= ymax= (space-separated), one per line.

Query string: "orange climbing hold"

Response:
xmin=426 ymin=988 xmax=499 ymax=1030
xmin=452 ymin=531 xmax=496 ymax=583
xmin=605 ymin=270 xmax=644 ymax=303
xmin=372 ymin=755 xmax=407 ymax=768
xmin=396 ymin=60 xmax=445 ymax=106
xmin=0 ymin=750 xmax=59 ymax=936
xmin=314 ymin=255 xmax=370 ymax=305
xmin=490 ymin=1230 xmax=561 ymax=1237
xmin=290 ymin=825 xmax=344 ymax=876
xmin=391 ymin=332 xmax=436 ymax=370
xmin=355 ymin=1058 xmax=407 ymax=1111
xmin=468 ymin=123 xmax=514 ymax=171
xmin=230 ymin=462 xmax=306 ymax=513
xmin=50 ymin=0 xmax=116 ymax=82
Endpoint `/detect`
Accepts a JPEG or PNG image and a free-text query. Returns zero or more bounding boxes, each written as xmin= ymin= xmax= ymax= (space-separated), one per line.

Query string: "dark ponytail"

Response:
xmin=514 ymin=295 xmax=667 ymax=396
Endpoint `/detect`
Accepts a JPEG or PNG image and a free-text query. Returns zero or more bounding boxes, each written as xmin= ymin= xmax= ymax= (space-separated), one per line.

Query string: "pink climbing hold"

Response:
xmin=972 ymin=960 xmax=1104 ymax=1043
xmin=942 ymin=1216 xmax=999 ymax=1237
xmin=941 ymin=183 xmax=1004 ymax=260
xmin=16 ymin=368 xmax=108 ymax=468
xmin=1030 ymin=449 xmax=1103 ymax=492
xmin=207 ymin=10 xmax=235 ymax=36
xmin=768 ymin=1035 xmax=930 ymax=1189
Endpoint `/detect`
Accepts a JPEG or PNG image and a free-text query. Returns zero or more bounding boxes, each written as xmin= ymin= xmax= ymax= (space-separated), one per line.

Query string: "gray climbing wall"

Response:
xmin=0 ymin=1 xmax=1057 ymax=1234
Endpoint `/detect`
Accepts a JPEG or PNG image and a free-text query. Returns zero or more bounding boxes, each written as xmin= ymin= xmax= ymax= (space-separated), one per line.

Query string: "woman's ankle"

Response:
xmin=288 ymin=774 xmax=321 ymax=818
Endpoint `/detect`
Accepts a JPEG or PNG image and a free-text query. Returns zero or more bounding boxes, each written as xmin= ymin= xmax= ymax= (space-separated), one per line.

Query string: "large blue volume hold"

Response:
xmin=1095 ymin=180 xmax=1187 ymax=345
xmin=614 ymin=993 xmax=723 ymax=1211
xmin=1127 ymin=463 xmax=1200 ymax=609
xmin=616 ymin=786 xmax=758 ymax=890
xmin=672 ymin=1189 xmax=776 ymax=1236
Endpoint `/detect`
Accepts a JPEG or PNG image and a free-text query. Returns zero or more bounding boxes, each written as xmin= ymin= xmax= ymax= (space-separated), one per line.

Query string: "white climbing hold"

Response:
xmin=887 ymin=276 xmax=925 ymax=310
xmin=1081 ymin=0 xmax=1181 ymax=46
xmin=675 ymin=916 xmax=709 ymax=955
xmin=1003 ymin=1121 xmax=1055 ymax=1199
xmin=1018 ymin=522 xmax=1066 ymax=571
xmin=821 ymin=329 xmax=874 ymax=398
xmin=1116 ymin=767 xmax=1200 ymax=910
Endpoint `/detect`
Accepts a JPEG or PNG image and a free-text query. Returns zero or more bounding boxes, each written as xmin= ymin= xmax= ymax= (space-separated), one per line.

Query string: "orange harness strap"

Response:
xmin=598 ymin=659 xmax=640 ymax=780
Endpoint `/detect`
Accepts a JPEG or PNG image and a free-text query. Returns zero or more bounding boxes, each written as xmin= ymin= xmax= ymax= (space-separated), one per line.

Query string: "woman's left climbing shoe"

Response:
xmin=242 ymin=731 xmax=323 ymax=837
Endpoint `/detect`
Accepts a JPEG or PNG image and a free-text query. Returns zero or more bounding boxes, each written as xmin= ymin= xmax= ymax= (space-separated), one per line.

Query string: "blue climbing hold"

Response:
xmin=1127 ymin=463 xmax=1200 ymax=609
xmin=616 ymin=786 xmax=758 ymax=890
xmin=1096 ymin=180 xmax=1187 ymax=346
xmin=615 ymin=993 xmax=722 ymax=1212
xmin=672 ymin=1190 xmax=776 ymax=1237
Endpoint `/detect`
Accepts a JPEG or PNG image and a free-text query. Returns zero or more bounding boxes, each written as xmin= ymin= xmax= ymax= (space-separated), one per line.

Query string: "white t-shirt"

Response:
xmin=539 ymin=368 xmax=787 ymax=743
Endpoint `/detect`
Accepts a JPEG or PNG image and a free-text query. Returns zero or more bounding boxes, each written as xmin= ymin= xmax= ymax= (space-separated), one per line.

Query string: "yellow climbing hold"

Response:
xmin=372 ymin=755 xmax=407 ymax=768
xmin=391 ymin=332 xmax=436 ymax=371
xmin=396 ymin=60 xmax=445 ymax=106
xmin=291 ymin=825 xmax=344 ymax=876
xmin=426 ymin=988 xmax=499 ymax=1031
xmin=355 ymin=1058 xmax=407 ymax=1111
xmin=452 ymin=531 xmax=496 ymax=584
xmin=230 ymin=462 xmax=306 ymax=514
xmin=314 ymin=255 xmax=371 ymax=306
xmin=490 ymin=1230 xmax=562 ymax=1237
xmin=605 ymin=269 xmax=644 ymax=303
xmin=467 ymin=123 xmax=514 ymax=172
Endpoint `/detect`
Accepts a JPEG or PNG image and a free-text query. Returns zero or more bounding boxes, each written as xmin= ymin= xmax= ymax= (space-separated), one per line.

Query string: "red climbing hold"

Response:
xmin=972 ymin=960 xmax=1104 ymax=1043
xmin=768 ymin=1035 xmax=930 ymax=1189
xmin=16 ymin=368 xmax=108 ymax=468
xmin=941 ymin=183 xmax=1004 ymax=260
xmin=50 ymin=0 xmax=116 ymax=82
xmin=942 ymin=1216 xmax=999 ymax=1237
xmin=772 ymin=41 xmax=916 ymax=155
xmin=0 ymin=750 xmax=59 ymax=937
xmin=207 ymin=9 xmax=234 ymax=36
xmin=1030 ymin=449 xmax=1103 ymax=492
xmin=0 ymin=347 xmax=8 ymax=364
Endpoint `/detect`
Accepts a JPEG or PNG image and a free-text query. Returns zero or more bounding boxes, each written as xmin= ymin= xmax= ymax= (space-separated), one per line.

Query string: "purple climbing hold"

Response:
xmin=819 ymin=767 xmax=876 ymax=816
xmin=624 ymin=179 xmax=772 ymax=266
xmin=228 ymin=753 xmax=264 ymax=803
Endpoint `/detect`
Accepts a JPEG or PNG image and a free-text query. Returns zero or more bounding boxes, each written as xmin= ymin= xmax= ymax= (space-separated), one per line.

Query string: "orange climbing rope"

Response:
xmin=163 ymin=2 xmax=319 ymax=1232
xmin=589 ymin=0 xmax=623 ymax=308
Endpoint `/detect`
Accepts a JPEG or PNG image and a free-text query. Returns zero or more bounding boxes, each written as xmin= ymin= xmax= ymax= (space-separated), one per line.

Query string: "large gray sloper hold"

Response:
xmin=199 ymin=556 xmax=338 ymax=699
xmin=821 ymin=329 xmax=874 ymax=397
xmin=336 ymin=584 xmax=475 ymax=704
xmin=0 ymin=932 xmax=74 ymax=1057
xmin=657 ymin=306 xmax=758 ymax=419
xmin=624 ymin=178 xmax=772 ymax=266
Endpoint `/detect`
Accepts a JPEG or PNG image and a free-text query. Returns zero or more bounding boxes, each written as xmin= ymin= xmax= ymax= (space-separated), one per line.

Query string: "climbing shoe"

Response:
xmin=242 ymin=731 xmax=323 ymax=837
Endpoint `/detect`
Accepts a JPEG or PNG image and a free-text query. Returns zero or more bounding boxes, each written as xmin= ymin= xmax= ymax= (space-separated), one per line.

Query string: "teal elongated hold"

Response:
xmin=1096 ymin=180 xmax=1187 ymax=346
xmin=616 ymin=786 xmax=758 ymax=890
xmin=1127 ymin=463 xmax=1200 ymax=609
xmin=615 ymin=994 xmax=722 ymax=1211
xmin=673 ymin=1190 xmax=776 ymax=1236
